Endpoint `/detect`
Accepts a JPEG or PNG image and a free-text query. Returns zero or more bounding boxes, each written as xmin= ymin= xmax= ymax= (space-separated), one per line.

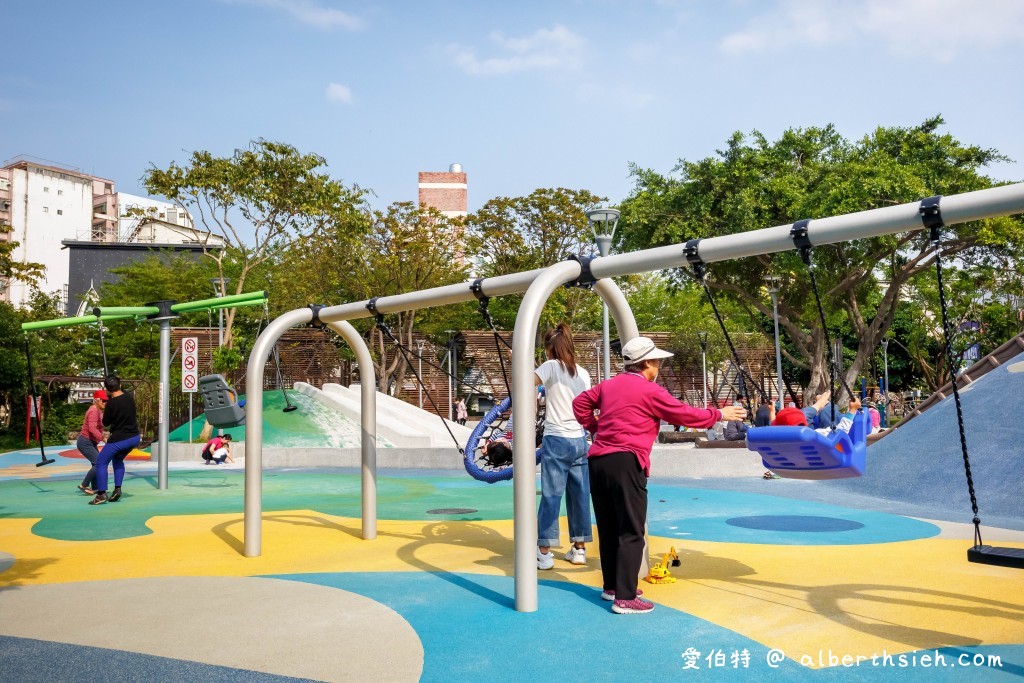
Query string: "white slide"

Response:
xmin=294 ymin=382 xmax=472 ymax=448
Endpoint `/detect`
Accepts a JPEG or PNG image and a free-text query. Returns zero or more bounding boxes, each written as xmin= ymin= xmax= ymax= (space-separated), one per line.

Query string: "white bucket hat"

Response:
xmin=621 ymin=337 xmax=674 ymax=363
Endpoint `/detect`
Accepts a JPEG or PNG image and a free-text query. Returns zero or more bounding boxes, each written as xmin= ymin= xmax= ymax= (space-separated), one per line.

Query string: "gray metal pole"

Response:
xmin=327 ymin=320 xmax=377 ymax=540
xmin=244 ymin=307 xmax=313 ymax=557
xmin=416 ymin=340 xmax=425 ymax=409
xmin=770 ymin=289 xmax=784 ymax=407
xmin=882 ymin=339 xmax=890 ymax=428
xmin=512 ymin=265 xmax=640 ymax=612
xmin=512 ymin=261 xmax=581 ymax=612
xmin=593 ymin=278 xmax=639 ymax=345
xmin=596 ymin=235 xmax=612 ymax=380
xmin=157 ymin=318 xmax=171 ymax=490
xmin=702 ymin=349 xmax=708 ymax=406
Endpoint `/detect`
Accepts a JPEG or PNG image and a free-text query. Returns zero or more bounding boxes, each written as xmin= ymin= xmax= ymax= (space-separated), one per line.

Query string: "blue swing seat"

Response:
xmin=464 ymin=396 xmax=541 ymax=484
xmin=745 ymin=410 xmax=870 ymax=480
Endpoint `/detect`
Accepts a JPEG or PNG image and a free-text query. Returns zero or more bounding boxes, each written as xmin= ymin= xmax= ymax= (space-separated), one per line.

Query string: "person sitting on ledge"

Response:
xmin=723 ymin=401 xmax=750 ymax=441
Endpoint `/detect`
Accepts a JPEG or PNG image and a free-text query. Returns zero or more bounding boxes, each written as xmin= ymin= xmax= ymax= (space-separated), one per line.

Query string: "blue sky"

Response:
xmin=2 ymin=0 xmax=1022 ymax=213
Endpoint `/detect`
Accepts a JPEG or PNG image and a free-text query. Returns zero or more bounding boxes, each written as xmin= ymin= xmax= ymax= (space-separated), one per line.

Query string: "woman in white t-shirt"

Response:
xmin=534 ymin=323 xmax=593 ymax=570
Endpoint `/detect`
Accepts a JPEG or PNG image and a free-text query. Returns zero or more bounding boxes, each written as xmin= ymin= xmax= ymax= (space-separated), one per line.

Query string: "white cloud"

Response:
xmin=449 ymin=24 xmax=586 ymax=76
xmin=223 ymin=0 xmax=363 ymax=30
xmin=325 ymin=82 xmax=353 ymax=103
xmin=720 ymin=0 xmax=1024 ymax=60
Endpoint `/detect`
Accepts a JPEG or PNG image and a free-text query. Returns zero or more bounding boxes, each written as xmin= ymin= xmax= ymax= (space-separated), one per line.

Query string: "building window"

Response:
xmin=57 ymin=209 xmax=63 ymax=215
xmin=43 ymin=187 xmax=49 ymax=193
xmin=43 ymin=207 xmax=49 ymax=213
xmin=58 ymin=189 xmax=63 ymax=196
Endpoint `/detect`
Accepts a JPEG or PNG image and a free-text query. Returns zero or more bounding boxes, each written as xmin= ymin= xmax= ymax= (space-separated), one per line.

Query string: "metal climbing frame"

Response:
xmin=242 ymin=182 xmax=1024 ymax=612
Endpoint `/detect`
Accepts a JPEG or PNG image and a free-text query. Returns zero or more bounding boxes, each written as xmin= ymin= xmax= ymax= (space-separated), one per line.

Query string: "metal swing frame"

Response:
xmin=241 ymin=183 xmax=1024 ymax=611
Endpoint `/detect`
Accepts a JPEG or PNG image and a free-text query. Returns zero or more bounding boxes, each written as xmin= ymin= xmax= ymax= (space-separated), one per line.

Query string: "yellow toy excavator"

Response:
xmin=643 ymin=547 xmax=681 ymax=584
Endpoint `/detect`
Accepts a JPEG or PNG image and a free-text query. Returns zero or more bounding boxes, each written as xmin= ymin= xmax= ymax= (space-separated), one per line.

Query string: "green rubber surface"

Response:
xmin=0 ymin=471 xmax=514 ymax=542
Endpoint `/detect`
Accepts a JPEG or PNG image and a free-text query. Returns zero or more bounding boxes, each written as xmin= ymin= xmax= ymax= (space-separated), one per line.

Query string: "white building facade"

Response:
xmin=0 ymin=158 xmax=111 ymax=308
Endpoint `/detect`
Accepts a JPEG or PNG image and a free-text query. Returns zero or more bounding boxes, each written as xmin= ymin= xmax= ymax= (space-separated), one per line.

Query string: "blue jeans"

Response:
xmin=537 ymin=434 xmax=592 ymax=547
xmin=76 ymin=435 xmax=99 ymax=489
xmin=95 ymin=435 xmax=141 ymax=492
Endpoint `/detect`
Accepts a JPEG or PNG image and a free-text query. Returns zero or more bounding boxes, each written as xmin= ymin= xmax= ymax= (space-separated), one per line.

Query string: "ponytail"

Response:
xmin=543 ymin=323 xmax=577 ymax=377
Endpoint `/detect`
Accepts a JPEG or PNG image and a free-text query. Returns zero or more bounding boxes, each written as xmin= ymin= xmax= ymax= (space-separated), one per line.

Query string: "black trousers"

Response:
xmin=589 ymin=451 xmax=647 ymax=601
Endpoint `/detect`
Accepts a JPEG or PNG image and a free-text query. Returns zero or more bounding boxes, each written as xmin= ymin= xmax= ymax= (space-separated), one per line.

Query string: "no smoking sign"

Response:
xmin=182 ymin=337 xmax=199 ymax=393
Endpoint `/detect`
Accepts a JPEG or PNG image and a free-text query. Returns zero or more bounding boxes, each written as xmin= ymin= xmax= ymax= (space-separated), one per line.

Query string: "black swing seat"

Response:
xmin=968 ymin=545 xmax=1024 ymax=569
xmin=199 ymin=374 xmax=245 ymax=428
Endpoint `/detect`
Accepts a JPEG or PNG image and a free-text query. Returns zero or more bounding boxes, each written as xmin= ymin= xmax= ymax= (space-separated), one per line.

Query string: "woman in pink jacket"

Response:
xmin=76 ymin=389 xmax=107 ymax=494
xmin=572 ymin=337 xmax=745 ymax=615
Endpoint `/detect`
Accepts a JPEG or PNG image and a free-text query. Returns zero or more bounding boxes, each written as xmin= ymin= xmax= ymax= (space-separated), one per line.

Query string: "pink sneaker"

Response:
xmin=601 ymin=588 xmax=643 ymax=601
xmin=611 ymin=597 xmax=654 ymax=614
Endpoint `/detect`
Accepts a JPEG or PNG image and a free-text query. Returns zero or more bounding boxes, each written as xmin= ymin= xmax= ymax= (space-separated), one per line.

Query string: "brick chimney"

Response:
xmin=418 ymin=163 xmax=467 ymax=218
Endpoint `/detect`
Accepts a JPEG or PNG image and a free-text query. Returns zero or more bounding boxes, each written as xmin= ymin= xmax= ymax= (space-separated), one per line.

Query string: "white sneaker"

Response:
xmin=565 ymin=546 xmax=586 ymax=565
xmin=537 ymin=549 xmax=554 ymax=570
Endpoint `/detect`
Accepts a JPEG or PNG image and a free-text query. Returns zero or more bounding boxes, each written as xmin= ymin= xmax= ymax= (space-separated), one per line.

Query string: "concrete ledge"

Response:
xmin=657 ymin=431 xmax=705 ymax=443
xmin=695 ymin=438 xmax=748 ymax=449
xmin=650 ymin=445 xmax=765 ymax=478
xmin=157 ymin=441 xmax=764 ymax=477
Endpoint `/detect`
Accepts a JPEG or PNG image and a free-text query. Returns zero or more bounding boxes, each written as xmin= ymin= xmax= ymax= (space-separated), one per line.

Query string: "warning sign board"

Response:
xmin=182 ymin=337 xmax=199 ymax=393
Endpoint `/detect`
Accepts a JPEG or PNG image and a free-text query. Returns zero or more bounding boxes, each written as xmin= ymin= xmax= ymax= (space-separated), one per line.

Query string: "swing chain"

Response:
xmin=472 ymin=278 xmax=513 ymax=395
xmin=790 ymin=219 xmax=855 ymax=424
xmin=920 ymin=195 xmax=983 ymax=544
xmin=368 ymin=303 xmax=466 ymax=455
xmin=684 ymin=239 xmax=766 ymax=417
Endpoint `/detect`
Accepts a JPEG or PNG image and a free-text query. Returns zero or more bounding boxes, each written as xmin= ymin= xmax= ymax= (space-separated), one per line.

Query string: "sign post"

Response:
xmin=182 ymin=337 xmax=199 ymax=442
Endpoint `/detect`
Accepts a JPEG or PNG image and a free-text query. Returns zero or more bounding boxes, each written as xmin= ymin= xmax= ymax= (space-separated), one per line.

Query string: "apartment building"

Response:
xmin=0 ymin=156 xmax=116 ymax=308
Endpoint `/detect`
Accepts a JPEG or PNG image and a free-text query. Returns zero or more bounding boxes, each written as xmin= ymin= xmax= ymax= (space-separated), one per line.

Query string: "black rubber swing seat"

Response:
xmin=199 ymin=374 xmax=246 ymax=428
xmin=968 ymin=545 xmax=1024 ymax=569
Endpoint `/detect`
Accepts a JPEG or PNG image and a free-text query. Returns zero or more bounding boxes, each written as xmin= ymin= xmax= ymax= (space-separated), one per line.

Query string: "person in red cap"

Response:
xmin=76 ymin=389 xmax=108 ymax=494
xmin=772 ymin=407 xmax=809 ymax=427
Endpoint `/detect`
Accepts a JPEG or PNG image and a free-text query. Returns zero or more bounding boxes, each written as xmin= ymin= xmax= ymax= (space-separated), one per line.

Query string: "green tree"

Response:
xmin=0 ymin=223 xmax=45 ymax=294
xmin=0 ymin=301 xmax=28 ymax=429
xmin=346 ymin=202 xmax=471 ymax=394
xmin=143 ymin=139 xmax=370 ymax=347
xmin=620 ymin=117 xmax=1024 ymax=399
xmin=466 ymin=188 xmax=607 ymax=334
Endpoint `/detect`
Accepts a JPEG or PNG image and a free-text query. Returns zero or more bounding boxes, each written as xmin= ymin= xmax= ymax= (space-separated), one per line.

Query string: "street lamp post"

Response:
xmin=698 ymin=331 xmax=709 ymax=407
xmin=765 ymin=275 xmax=785 ymax=408
xmin=210 ymin=277 xmax=230 ymax=346
xmin=586 ymin=208 xmax=621 ymax=382
xmin=881 ymin=338 xmax=890 ymax=428
xmin=444 ymin=330 xmax=455 ymax=419
xmin=415 ymin=339 xmax=426 ymax=409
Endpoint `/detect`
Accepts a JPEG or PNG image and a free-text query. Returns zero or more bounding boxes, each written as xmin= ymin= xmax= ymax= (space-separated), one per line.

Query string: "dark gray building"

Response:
xmin=62 ymin=240 xmax=212 ymax=316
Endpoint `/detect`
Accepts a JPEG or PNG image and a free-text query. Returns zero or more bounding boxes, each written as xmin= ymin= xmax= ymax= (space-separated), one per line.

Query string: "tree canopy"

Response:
xmin=619 ymin=116 xmax=1024 ymax=398
xmin=143 ymin=139 xmax=370 ymax=347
